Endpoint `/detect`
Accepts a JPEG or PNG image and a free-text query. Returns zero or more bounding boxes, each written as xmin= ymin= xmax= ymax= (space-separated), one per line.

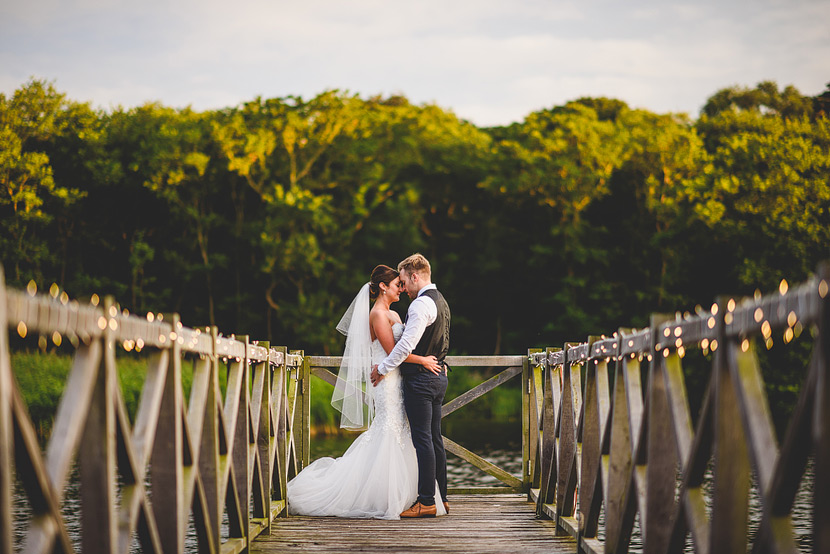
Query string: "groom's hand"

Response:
xmin=370 ymin=365 xmax=384 ymax=387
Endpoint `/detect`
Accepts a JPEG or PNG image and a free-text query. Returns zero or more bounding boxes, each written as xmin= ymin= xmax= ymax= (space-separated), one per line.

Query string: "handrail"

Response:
xmin=0 ymin=267 xmax=307 ymax=554
xmin=526 ymin=265 xmax=830 ymax=553
xmin=4 ymin=263 xmax=829 ymax=553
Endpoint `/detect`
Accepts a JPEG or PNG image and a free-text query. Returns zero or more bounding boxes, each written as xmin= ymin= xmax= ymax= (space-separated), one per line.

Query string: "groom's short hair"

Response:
xmin=398 ymin=253 xmax=431 ymax=277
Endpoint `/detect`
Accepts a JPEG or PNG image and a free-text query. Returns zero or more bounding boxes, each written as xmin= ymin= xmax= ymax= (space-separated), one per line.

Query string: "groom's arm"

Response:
xmin=376 ymin=296 xmax=436 ymax=375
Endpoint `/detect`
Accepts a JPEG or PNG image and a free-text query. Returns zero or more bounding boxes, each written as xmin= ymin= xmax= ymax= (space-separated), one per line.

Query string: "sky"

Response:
xmin=1 ymin=0 xmax=829 ymax=127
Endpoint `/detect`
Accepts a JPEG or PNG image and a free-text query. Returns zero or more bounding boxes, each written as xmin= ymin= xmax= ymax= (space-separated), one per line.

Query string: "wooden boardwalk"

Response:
xmin=251 ymin=495 xmax=577 ymax=553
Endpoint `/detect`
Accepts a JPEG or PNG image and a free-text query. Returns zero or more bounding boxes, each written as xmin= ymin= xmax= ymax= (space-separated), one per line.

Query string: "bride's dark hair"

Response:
xmin=369 ymin=265 xmax=399 ymax=299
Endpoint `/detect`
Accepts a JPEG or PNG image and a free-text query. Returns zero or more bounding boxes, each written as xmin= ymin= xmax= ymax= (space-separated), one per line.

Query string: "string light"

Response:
xmin=27 ymin=280 xmax=37 ymax=296
xmin=741 ymin=339 xmax=749 ymax=352
xmin=49 ymin=283 xmax=59 ymax=298
xmin=754 ymin=308 xmax=764 ymax=323
xmin=90 ymin=294 xmax=99 ymax=306
xmin=820 ymin=280 xmax=829 ymax=298
xmin=779 ymin=279 xmax=788 ymax=295
xmin=17 ymin=322 xmax=27 ymax=338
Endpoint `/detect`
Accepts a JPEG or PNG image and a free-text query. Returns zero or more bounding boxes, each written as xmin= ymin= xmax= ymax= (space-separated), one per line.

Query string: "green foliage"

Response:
xmin=3 ymin=78 xmax=829 ymax=428
xmin=10 ymin=351 xmax=169 ymax=434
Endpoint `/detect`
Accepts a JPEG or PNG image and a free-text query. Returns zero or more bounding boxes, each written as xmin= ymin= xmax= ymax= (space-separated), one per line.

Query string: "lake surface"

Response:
xmin=12 ymin=419 xmax=814 ymax=552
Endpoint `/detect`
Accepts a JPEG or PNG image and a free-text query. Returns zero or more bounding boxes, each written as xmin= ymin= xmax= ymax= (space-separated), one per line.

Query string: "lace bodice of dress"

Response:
xmin=369 ymin=323 xmax=408 ymax=439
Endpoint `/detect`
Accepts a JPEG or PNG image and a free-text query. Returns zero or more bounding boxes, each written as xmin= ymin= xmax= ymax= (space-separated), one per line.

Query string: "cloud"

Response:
xmin=1 ymin=0 xmax=828 ymax=125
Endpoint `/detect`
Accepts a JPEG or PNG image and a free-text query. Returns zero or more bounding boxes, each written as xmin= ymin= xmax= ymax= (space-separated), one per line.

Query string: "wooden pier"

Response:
xmin=252 ymin=494 xmax=575 ymax=554
xmin=2 ymin=263 xmax=829 ymax=553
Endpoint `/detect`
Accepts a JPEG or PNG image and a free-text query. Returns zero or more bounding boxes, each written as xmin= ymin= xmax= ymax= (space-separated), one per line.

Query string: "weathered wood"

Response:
xmin=151 ymin=314 xmax=185 ymax=554
xmin=79 ymin=298 xmax=118 ymax=554
xmin=814 ymin=264 xmax=830 ymax=554
xmin=0 ymin=268 xmax=11 ymax=554
xmin=251 ymin=495 xmax=576 ymax=554
xmin=443 ymin=436 xmax=522 ymax=489
xmin=442 ymin=365 xmax=522 ymax=417
xmin=604 ymin=352 xmax=634 ymax=552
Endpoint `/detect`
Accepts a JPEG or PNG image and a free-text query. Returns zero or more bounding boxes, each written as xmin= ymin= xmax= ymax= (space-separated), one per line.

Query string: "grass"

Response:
xmin=11 ymin=351 xmax=521 ymax=439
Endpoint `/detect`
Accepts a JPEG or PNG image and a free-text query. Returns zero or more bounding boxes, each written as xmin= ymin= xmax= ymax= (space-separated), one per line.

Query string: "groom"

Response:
xmin=371 ymin=253 xmax=450 ymax=518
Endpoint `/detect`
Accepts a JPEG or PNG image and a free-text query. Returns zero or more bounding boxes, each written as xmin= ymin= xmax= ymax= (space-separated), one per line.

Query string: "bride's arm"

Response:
xmin=370 ymin=311 xmax=440 ymax=373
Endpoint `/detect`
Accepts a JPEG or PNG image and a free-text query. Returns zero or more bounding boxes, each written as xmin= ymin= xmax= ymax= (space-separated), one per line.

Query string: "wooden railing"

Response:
xmin=0 ymin=266 xmax=310 ymax=554
xmin=526 ymin=264 xmax=830 ymax=553
xmin=4 ymin=261 xmax=828 ymax=553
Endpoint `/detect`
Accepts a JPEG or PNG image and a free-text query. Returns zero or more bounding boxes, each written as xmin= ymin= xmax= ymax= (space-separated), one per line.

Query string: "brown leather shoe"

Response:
xmin=400 ymin=501 xmax=437 ymax=518
xmin=443 ymin=501 xmax=449 ymax=514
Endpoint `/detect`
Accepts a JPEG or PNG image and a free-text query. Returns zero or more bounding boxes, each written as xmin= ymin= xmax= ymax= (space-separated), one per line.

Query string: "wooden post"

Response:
xmin=522 ymin=350 xmax=532 ymax=491
xmin=536 ymin=347 xmax=558 ymax=518
xmin=298 ymin=351 xmax=310 ymax=469
xmin=0 ymin=267 xmax=12 ymax=554
xmin=528 ymin=348 xmax=544 ymax=493
xmin=814 ymin=264 xmax=830 ymax=553
xmin=710 ymin=301 xmax=750 ymax=554
xmin=604 ymin=330 xmax=639 ymax=553
xmin=579 ymin=337 xmax=607 ymax=540
xmin=556 ymin=343 xmax=579 ymax=527
xmin=253 ymin=341 xmax=272 ymax=530
xmin=151 ymin=314 xmax=184 ymax=554
xmin=227 ymin=342 xmax=250 ymax=550
xmin=644 ymin=315 xmax=679 ymax=553
xmin=79 ymin=296 xmax=118 ymax=554
xmin=272 ymin=346 xmax=289 ymax=515
xmin=197 ymin=329 xmax=221 ymax=550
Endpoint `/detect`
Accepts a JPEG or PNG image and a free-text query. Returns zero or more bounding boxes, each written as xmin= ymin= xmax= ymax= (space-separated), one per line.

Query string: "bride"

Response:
xmin=286 ymin=265 xmax=447 ymax=519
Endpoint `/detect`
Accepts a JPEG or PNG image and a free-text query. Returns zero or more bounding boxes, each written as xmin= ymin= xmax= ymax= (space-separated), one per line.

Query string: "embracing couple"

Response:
xmin=287 ymin=253 xmax=451 ymax=519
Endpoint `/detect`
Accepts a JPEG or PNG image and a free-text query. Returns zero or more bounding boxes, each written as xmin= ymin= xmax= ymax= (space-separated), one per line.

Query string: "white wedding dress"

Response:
xmin=287 ymin=323 xmax=446 ymax=519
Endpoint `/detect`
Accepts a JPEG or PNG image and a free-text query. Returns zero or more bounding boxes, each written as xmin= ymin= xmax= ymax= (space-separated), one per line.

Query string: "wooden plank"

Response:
xmin=310 ymin=366 xmax=336 ymax=386
xmin=79 ymin=321 xmax=117 ymax=554
xmin=44 ymin=341 xmax=102 ymax=498
xmin=250 ymin=495 xmax=575 ymax=554
xmin=710 ymin=339 xmax=750 ymax=554
xmin=443 ymin=436 xmax=522 ymax=488
xmin=644 ymin=352 xmax=679 ymax=552
xmin=13 ymin=388 xmax=74 ymax=554
xmin=0 ymin=270 xmax=12 ymax=554
xmin=813 ymin=264 xmax=830 ymax=554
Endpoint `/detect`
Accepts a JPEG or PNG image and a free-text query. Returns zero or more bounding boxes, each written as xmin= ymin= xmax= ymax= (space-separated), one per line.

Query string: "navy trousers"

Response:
xmin=403 ymin=371 xmax=448 ymax=506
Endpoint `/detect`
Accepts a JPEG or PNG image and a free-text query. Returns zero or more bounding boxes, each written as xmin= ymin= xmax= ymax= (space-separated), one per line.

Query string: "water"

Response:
xmin=11 ymin=420 xmax=815 ymax=553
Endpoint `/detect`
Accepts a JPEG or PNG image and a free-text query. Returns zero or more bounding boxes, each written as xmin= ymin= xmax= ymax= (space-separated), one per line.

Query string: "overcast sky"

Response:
xmin=1 ymin=0 xmax=828 ymax=127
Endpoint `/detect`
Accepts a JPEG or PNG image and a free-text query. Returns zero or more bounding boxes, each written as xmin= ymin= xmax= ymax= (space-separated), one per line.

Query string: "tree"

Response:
xmin=695 ymin=95 xmax=830 ymax=291
xmin=0 ymin=79 xmax=84 ymax=284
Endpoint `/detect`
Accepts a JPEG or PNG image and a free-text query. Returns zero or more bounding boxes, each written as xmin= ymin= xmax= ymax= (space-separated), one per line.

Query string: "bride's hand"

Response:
xmin=422 ymin=355 xmax=440 ymax=374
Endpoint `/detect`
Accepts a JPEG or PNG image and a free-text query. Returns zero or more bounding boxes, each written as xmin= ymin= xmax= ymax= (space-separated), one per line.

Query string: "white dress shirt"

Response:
xmin=377 ymin=284 xmax=438 ymax=375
